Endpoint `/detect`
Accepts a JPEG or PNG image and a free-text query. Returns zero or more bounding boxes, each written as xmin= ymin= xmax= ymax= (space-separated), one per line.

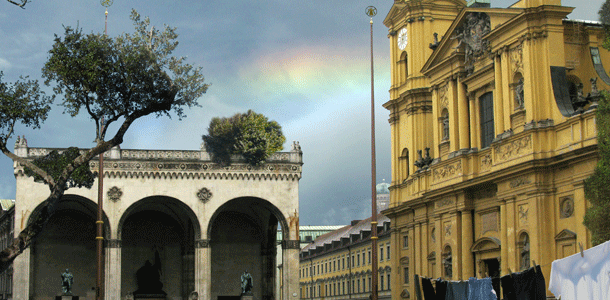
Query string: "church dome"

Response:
xmin=376 ymin=181 xmax=390 ymax=194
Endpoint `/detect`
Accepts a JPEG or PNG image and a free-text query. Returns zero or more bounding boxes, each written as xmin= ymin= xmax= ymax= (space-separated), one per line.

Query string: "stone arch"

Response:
xmin=117 ymin=196 xmax=201 ymax=299
xmin=472 ymin=237 xmax=501 ymax=278
xmin=28 ymin=194 xmax=111 ymax=238
xmin=28 ymin=194 xmax=110 ymax=299
xmin=207 ymin=197 xmax=289 ymax=300
xmin=207 ymin=197 xmax=289 ymax=240
xmin=117 ymin=195 xmax=201 ymax=240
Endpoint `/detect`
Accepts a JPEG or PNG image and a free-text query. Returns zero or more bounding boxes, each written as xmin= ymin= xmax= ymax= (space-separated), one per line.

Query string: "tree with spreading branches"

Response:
xmin=0 ymin=9 xmax=209 ymax=272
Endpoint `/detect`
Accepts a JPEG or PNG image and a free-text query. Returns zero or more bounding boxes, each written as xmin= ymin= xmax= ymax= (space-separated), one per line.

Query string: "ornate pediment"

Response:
xmin=555 ymin=229 xmax=577 ymax=241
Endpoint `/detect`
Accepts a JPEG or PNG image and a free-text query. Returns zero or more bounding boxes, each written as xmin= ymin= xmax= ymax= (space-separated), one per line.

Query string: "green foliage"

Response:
xmin=24 ymin=147 xmax=95 ymax=189
xmin=203 ymin=110 xmax=286 ymax=166
xmin=42 ymin=9 xmax=209 ymax=140
xmin=600 ymin=0 xmax=610 ymax=50
xmin=583 ymin=92 xmax=610 ymax=245
xmin=0 ymin=72 xmax=52 ymax=144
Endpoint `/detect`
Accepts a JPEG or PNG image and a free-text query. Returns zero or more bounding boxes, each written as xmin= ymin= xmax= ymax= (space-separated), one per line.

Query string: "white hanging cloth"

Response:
xmin=548 ymin=240 xmax=610 ymax=300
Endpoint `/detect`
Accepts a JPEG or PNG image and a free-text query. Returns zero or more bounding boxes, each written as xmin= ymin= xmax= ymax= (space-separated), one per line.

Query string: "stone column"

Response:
xmin=282 ymin=240 xmax=300 ymax=300
xmin=460 ymin=210 xmax=474 ymax=279
xmin=195 ymin=239 xmax=211 ymax=299
xmin=457 ymin=77 xmax=470 ymax=150
xmin=500 ymin=201 xmax=508 ymax=275
xmin=105 ymin=239 xmax=122 ymax=300
xmin=12 ymin=246 xmax=30 ymax=299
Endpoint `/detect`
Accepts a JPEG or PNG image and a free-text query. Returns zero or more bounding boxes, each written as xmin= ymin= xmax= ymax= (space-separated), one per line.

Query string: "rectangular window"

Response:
xmin=357 ymin=254 xmax=360 ymax=266
xmin=380 ymin=275 xmax=384 ymax=291
xmin=352 ymin=255 xmax=354 ymax=267
xmin=479 ymin=92 xmax=495 ymax=148
xmin=334 ymin=260 xmax=336 ymax=271
xmin=342 ymin=258 xmax=345 ymax=269
xmin=357 ymin=280 xmax=360 ymax=293
xmin=380 ymin=247 xmax=384 ymax=261
xmin=403 ymin=235 xmax=409 ymax=248
xmin=387 ymin=274 xmax=391 ymax=290
xmin=404 ymin=267 xmax=410 ymax=284
xmin=387 ymin=245 xmax=391 ymax=260
xmin=368 ymin=250 xmax=371 ymax=264
xmin=368 ymin=278 xmax=371 ymax=292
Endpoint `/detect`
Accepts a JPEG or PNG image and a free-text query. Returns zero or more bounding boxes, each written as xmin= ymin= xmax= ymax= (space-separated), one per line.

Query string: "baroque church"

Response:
xmin=382 ymin=0 xmax=608 ymax=299
xmin=11 ymin=139 xmax=303 ymax=300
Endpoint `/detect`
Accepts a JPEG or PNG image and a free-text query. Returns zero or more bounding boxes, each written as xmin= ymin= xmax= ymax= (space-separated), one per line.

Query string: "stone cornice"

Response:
xmin=14 ymin=145 xmax=303 ymax=181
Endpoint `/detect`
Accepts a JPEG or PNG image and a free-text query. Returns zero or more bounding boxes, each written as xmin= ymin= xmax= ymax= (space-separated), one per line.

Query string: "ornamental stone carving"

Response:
xmin=107 ymin=186 xmax=123 ymax=202
xmin=510 ymin=176 xmax=531 ymax=188
xmin=560 ymin=196 xmax=574 ymax=219
xmin=444 ymin=223 xmax=452 ymax=237
xmin=197 ymin=187 xmax=212 ymax=203
xmin=494 ymin=135 xmax=532 ymax=162
xmin=454 ymin=12 xmax=491 ymax=74
xmin=433 ymin=161 xmax=462 ymax=182
xmin=510 ymin=44 xmax=523 ymax=73
xmin=481 ymin=153 xmax=492 ymax=170
xmin=518 ymin=205 xmax=529 ymax=225
xmin=439 ymin=84 xmax=449 ymax=109
xmin=435 ymin=198 xmax=454 ymax=209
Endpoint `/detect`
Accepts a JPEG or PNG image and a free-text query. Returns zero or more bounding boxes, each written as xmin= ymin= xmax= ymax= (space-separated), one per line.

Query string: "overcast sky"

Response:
xmin=0 ymin=0 xmax=604 ymax=226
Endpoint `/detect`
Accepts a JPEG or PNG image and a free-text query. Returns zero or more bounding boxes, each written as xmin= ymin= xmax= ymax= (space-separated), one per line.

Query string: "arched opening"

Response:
xmin=119 ymin=196 xmax=200 ymax=299
xmin=513 ymin=73 xmax=524 ymax=109
xmin=471 ymin=237 xmax=501 ymax=278
xmin=441 ymin=109 xmax=450 ymax=141
xmin=442 ymin=245 xmax=453 ymax=280
xmin=29 ymin=195 xmax=109 ymax=299
xmin=400 ymin=52 xmax=408 ymax=83
xmin=518 ymin=232 xmax=530 ymax=270
xmin=400 ymin=148 xmax=409 ymax=181
xmin=208 ymin=197 xmax=287 ymax=300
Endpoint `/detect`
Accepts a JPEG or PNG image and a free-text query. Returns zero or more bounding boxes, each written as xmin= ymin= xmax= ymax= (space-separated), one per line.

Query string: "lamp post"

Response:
xmin=97 ymin=3 xmax=112 ymax=299
xmin=365 ymin=6 xmax=378 ymax=300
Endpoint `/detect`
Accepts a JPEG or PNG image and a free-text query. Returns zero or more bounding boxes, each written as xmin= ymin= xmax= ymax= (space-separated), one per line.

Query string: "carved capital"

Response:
xmin=281 ymin=240 xmax=300 ymax=249
xmin=195 ymin=239 xmax=210 ymax=248
xmin=105 ymin=239 xmax=122 ymax=248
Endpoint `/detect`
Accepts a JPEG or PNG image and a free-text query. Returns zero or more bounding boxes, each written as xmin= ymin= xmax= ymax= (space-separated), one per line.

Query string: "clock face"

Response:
xmin=397 ymin=28 xmax=408 ymax=50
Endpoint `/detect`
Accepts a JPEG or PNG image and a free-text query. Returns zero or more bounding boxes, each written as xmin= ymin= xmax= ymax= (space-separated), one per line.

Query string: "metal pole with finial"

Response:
xmin=365 ymin=6 xmax=378 ymax=300
xmin=97 ymin=2 xmax=112 ymax=300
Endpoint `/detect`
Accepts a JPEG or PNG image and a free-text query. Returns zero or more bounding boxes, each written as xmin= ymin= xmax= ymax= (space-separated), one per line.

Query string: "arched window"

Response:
xmin=400 ymin=148 xmax=409 ymax=180
xmin=479 ymin=92 xmax=494 ymax=148
xmin=400 ymin=51 xmax=408 ymax=82
xmin=519 ymin=232 xmax=530 ymax=270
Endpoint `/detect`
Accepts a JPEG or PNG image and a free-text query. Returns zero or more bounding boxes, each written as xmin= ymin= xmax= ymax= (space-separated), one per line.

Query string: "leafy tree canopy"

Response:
xmin=0 ymin=10 xmax=208 ymax=272
xmin=24 ymin=147 xmax=95 ymax=189
xmin=203 ymin=110 xmax=285 ymax=166
xmin=600 ymin=0 xmax=610 ymax=50
xmin=583 ymin=92 xmax=610 ymax=245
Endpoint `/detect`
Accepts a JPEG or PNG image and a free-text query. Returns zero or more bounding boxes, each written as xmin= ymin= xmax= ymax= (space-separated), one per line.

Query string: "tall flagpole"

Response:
xmin=365 ymin=6 xmax=378 ymax=300
xmin=98 ymin=2 xmax=113 ymax=300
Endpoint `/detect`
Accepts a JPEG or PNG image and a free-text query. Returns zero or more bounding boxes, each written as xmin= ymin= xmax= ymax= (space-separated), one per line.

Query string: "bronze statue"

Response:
xmin=241 ymin=270 xmax=253 ymax=294
xmin=61 ymin=269 xmax=74 ymax=295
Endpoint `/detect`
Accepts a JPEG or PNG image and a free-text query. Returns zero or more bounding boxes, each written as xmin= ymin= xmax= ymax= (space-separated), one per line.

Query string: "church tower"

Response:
xmin=383 ymin=0 xmax=467 ymax=192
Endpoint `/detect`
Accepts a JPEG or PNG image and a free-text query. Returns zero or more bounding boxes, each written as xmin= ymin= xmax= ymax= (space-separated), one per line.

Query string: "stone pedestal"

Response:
xmin=55 ymin=295 xmax=79 ymax=300
xmin=241 ymin=294 xmax=253 ymax=300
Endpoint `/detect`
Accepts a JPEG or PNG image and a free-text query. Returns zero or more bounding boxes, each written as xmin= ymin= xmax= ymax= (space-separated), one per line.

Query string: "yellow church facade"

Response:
xmin=382 ymin=0 xmax=609 ymax=299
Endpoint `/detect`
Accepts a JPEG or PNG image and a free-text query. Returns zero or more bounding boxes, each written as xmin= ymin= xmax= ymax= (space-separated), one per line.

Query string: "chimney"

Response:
xmin=467 ymin=0 xmax=490 ymax=8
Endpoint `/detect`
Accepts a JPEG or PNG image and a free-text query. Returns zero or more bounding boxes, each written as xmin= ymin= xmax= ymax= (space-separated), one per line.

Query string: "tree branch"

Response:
xmin=6 ymin=0 xmax=28 ymax=8
xmin=0 ymin=144 xmax=56 ymax=187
